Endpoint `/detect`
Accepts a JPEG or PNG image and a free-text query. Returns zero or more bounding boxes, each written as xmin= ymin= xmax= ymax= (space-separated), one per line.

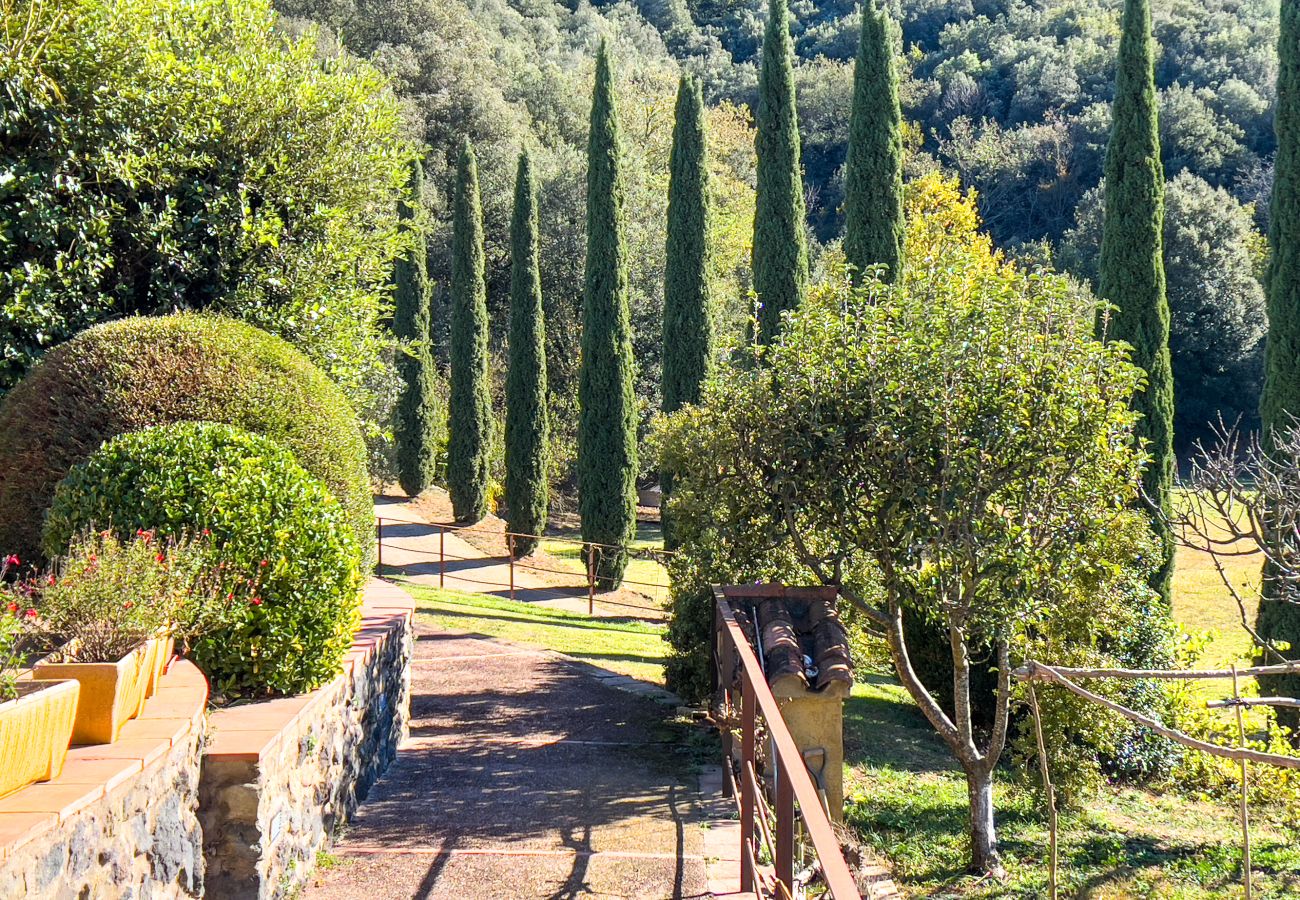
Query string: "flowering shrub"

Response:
xmin=43 ymin=422 xmax=363 ymax=698
xmin=0 ymin=555 xmax=33 ymax=702
xmin=8 ymin=531 xmax=255 ymax=664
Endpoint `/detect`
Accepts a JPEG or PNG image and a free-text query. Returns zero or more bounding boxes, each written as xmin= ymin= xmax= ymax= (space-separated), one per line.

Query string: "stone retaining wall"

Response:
xmin=198 ymin=580 xmax=414 ymax=900
xmin=0 ymin=660 xmax=209 ymax=899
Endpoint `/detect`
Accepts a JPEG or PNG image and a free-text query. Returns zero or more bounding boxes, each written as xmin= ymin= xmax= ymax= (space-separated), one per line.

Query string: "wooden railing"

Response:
xmin=712 ymin=586 xmax=862 ymax=899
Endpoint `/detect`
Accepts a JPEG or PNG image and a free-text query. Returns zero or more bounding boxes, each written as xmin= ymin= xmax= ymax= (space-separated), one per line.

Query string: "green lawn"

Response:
xmin=844 ymin=677 xmax=1300 ymax=899
xmin=538 ymin=521 xmax=670 ymax=597
xmin=401 ymin=581 xmax=669 ymax=684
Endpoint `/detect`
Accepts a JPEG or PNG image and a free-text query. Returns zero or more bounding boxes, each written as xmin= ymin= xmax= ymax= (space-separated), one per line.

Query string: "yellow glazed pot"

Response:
xmin=145 ymin=633 xmax=175 ymax=698
xmin=33 ymin=641 xmax=153 ymax=744
xmin=0 ymin=679 xmax=80 ymax=799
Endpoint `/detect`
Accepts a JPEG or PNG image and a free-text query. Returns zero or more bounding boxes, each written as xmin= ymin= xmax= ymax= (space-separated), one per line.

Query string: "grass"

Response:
xmin=843 ymin=677 xmax=1300 ymax=898
xmin=539 ymin=521 xmax=670 ymax=595
xmin=400 ymin=581 xmax=669 ymax=684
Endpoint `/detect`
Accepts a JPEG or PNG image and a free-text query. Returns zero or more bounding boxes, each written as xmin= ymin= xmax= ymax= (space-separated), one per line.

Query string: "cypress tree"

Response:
xmin=843 ymin=1 xmax=904 ymax=284
xmin=752 ymin=0 xmax=808 ymax=345
xmin=447 ymin=137 xmax=492 ymax=523
xmin=505 ymin=150 xmax=550 ymax=557
xmin=393 ymin=157 xmax=441 ymax=496
xmin=661 ymin=74 xmax=713 ymax=550
xmin=1257 ymin=0 xmax=1300 ymax=732
xmin=579 ymin=43 xmax=638 ymax=588
xmin=1099 ymin=0 xmax=1175 ymax=607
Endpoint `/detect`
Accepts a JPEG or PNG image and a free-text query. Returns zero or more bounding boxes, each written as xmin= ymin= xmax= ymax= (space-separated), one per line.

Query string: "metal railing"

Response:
xmin=713 ymin=585 xmax=862 ymax=899
xmin=374 ymin=516 xmax=674 ymax=616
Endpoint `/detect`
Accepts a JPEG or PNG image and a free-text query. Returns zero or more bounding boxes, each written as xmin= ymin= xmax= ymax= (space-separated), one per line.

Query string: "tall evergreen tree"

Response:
xmin=1099 ymin=0 xmax=1175 ymax=606
xmin=579 ymin=43 xmax=638 ymax=588
xmin=752 ymin=0 xmax=808 ymax=345
xmin=1257 ymin=0 xmax=1300 ymax=734
xmin=447 ymin=137 xmax=492 ymax=523
xmin=843 ymin=1 xmax=904 ymax=284
xmin=393 ymin=157 xmax=441 ymax=496
xmin=505 ymin=150 xmax=549 ymax=557
xmin=661 ymin=74 xmax=714 ymax=550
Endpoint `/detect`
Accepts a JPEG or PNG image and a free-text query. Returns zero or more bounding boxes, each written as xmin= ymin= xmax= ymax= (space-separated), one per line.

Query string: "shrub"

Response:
xmin=43 ymin=423 xmax=363 ymax=698
xmin=8 ymin=530 xmax=253 ymax=664
xmin=0 ymin=314 xmax=374 ymax=567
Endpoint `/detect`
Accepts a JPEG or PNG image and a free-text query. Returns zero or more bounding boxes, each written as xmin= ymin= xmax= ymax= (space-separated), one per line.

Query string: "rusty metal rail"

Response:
xmin=375 ymin=516 xmax=672 ymax=615
xmin=712 ymin=587 xmax=861 ymax=899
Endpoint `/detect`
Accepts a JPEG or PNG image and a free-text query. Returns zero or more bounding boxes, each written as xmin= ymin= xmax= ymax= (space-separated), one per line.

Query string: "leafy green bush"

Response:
xmin=0 ymin=0 xmax=415 ymax=409
xmin=43 ymin=423 xmax=363 ymax=698
xmin=0 ymin=314 xmax=374 ymax=568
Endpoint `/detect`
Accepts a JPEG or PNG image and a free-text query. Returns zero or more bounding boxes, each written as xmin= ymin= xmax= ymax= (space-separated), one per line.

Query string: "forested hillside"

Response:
xmin=276 ymin=0 xmax=1278 ymax=456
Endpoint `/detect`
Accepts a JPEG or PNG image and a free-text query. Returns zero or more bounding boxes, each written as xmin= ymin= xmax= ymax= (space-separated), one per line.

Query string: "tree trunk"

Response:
xmin=964 ymin=762 xmax=1004 ymax=877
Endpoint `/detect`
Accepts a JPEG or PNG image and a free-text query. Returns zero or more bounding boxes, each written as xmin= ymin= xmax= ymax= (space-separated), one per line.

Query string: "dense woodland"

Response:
xmin=273 ymin=0 xmax=1277 ymax=458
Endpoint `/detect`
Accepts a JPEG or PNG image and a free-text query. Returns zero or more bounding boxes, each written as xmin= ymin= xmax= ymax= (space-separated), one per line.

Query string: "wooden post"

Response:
xmin=775 ymin=753 xmax=794 ymax=892
xmin=375 ymin=518 xmax=383 ymax=573
xmin=439 ymin=526 xmax=445 ymax=588
xmin=508 ymin=534 xmax=516 ymax=603
xmin=587 ymin=544 xmax=596 ymax=616
xmin=1028 ymin=682 xmax=1058 ymax=900
xmin=1234 ymin=664 xmax=1252 ymax=900
xmin=740 ymin=674 xmax=755 ymax=891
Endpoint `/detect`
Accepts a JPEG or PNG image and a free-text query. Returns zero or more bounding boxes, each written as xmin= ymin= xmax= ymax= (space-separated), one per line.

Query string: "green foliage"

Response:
xmin=1099 ymin=0 xmax=1175 ymax=609
xmin=662 ymin=75 xmax=714 ymax=417
xmin=579 ymin=44 xmax=638 ymax=588
xmin=15 ymin=531 xmax=250 ymax=664
xmin=842 ymin=1 xmax=904 ymax=283
xmin=447 ymin=138 xmax=493 ymax=523
xmin=505 ymin=151 xmax=550 ymax=557
xmin=1061 ymin=173 xmax=1266 ymax=450
xmin=752 ymin=0 xmax=809 ymax=345
xmin=0 ymin=314 xmax=373 ymax=568
xmin=661 ymin=74 xmax=714 ymax=550
xmin=0 ymin=0 xmax=415 ymax=419
xmin=43 ymin=423 xmax=363 ymax=698
xmin=393 ymin=158 xmax=445 ymax=496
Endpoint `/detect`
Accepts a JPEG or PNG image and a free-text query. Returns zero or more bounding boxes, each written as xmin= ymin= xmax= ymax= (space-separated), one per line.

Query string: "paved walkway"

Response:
xmin=303 ymin=620 xmax=739 ymax=899
xmin=375 ymin=496 xmax=625 ymax=617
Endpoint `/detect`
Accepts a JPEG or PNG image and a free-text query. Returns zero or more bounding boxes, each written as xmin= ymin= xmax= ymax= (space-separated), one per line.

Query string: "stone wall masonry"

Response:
xmin=0 ymin=660 xmax=209 ymax=900
xmin=198 ymin=579 xmax=415 ymax=900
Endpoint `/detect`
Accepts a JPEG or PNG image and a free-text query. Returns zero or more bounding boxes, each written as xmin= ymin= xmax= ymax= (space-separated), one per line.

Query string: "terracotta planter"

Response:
xmin=33 ymin=641 xmax=153 ymax=744
xmin=0 ymin=679 xmax=80 ymax=799
xmin=145 ymin=633 xmax=175 ymax=698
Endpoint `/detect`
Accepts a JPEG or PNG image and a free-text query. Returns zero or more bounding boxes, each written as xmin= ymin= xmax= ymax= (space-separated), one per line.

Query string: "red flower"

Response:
xmin=47 ymin=575 xmax=56 ymax=586
xmin=123 ymin=600 xmax=134 ymax=610
xmin=259 ymin=559 xmax=269 ymax=568
xmin=201 ymin=529 xmax=211 ymax=537
xmin=250 ymin=597 xmax=263 ymax=607
xmin=156 ymin=553 xmax=166 ymax=564
xmin=5 ymin=602 xmax=17 ymax=614
xmin=4 ymin=554 xmax=18 ymax=568
xmin=24 ymin=608 xmax=38 ymax=620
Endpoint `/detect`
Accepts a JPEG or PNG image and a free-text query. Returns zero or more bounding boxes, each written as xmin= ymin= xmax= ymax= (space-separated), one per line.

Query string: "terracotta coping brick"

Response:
xmin=0 ymin=657 xmax=208 ymax=860
xmin=0 ymin=813 xmax=57 ymax=862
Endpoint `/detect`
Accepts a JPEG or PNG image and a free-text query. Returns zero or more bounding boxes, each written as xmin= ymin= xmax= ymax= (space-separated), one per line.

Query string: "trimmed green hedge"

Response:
xmin=45 ymin=423 xmax=363 ymax=698
xmin=0 ymin=314 xmax=373 ymax=566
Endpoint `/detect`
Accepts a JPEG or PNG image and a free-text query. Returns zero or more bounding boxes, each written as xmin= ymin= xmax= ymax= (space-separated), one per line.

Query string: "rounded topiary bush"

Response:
xmin=0 ymin=313 xmax=373 ymax=567
xmin=44 ymin=423 xmax=363 ymax=698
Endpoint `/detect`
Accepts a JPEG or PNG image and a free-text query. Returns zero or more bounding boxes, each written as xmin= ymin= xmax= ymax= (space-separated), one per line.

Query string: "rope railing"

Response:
xmin=374 ymin=516 xmax=672 ymax=616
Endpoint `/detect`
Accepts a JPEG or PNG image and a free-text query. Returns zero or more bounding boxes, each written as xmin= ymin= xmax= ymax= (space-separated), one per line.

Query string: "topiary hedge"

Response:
xmin=0 ymin=313 xmax=374 ymax=567
xmin=44 ymin=423 xmax=363 ymax=698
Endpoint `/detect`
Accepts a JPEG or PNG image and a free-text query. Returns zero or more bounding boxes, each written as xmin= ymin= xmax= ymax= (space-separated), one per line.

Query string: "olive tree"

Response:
xmin=656 ymin=218 xmax=1152 ymax=874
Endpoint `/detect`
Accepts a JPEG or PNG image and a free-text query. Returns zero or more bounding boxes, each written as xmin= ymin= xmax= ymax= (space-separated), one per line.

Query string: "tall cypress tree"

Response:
xmin=1099 ymin=0 xmax=1174 ymax=606
xmin=579 ymin=43 xmax=638 ymax=588
xmin=393 ymin=157 xmax=441 ymax=496
xmin=661 ymin=74 xmax=714 ymax=550
xmin=1257 ymin=0 xmax=1300 ymax=733
xmin=843 ymin=1 xmax=904 ymax=284
xmin=447 ymin=137 xmax=492 ymax=523
xmin=752 ymin=0 xmax=808 ymax=345
xmin=505 ymin=150 xmax=549 ymax=557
